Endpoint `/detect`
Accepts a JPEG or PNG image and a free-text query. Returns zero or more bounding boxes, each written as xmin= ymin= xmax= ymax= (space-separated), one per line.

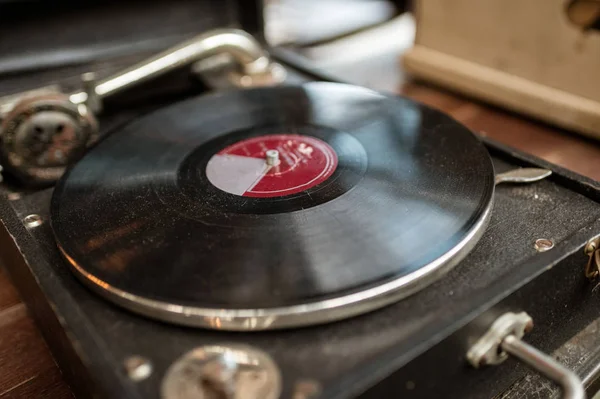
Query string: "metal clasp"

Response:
xmin=494 ymin=168 xmax=552 ymax=185
xmin=584 ymin=236 xmax=600 ymax=280
xmin=467 ymin=312 xmax=585 ymax=399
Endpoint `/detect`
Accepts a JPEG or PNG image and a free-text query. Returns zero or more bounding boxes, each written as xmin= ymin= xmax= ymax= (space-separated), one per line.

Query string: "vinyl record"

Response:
xmin=51 ymin=82 xmax=495 ymax=330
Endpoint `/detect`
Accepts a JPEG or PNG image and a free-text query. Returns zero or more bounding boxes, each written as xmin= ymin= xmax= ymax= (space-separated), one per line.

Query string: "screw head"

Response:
xmin=534 ymin=238 xmax=554 ymax=252
xmin=23 ymin=214 xmax=42 ymax=228
xmin=7 ymin=192 xmax=21 ymax=201
xmin=293 ymin=379 xmax=321 ymax=399
xmin=124 ymin=355 xmax=152 ymax=382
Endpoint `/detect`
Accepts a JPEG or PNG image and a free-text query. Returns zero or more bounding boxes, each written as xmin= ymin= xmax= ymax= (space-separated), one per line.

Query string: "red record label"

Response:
xmin=206 ymin=134 xmax=338 ymax=198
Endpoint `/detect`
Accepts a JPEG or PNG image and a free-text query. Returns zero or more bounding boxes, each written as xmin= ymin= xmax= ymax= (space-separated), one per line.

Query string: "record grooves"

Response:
xmin=51 ymin=82 xmax=495 ymax=330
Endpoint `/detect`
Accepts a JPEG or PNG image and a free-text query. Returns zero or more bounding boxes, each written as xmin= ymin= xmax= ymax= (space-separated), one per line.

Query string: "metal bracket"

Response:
xmin=494 ymin=168 xmax=552 ymax=185
xmin=467 ymin=312 xmax=585 ymax=399
xmin=191 ymin=52 xmax=286 ymax=90
xmin=584 ymin=236 xmax=600 ymax=280
xmin=467 ymin=312 xmax=533 ymax=367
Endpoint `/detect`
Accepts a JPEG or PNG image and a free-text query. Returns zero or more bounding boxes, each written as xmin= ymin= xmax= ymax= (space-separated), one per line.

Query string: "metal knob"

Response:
xmin=161 ymin=345 xmax=281 ymax=399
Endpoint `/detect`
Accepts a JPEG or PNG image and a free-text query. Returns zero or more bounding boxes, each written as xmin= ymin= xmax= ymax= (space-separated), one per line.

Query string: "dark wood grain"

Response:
xmin=0 ymin=268 xmax=21 ymax=313
xmin=401 ymin=82 xmax=600 ymax=181
xmin=0 ymin=268 xmax=73 ymax=399
xmin=0 ymin=370 xmax=72 ymax=399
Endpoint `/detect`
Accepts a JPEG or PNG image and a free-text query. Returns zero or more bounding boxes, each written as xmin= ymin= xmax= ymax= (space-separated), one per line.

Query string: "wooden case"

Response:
xmin=403 ymin=0 xmax=600 ymax=140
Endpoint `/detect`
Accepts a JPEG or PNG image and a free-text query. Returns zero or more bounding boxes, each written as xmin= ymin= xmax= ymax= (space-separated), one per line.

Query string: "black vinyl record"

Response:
xmin=51 ymin=83 xmax=495 ymax=330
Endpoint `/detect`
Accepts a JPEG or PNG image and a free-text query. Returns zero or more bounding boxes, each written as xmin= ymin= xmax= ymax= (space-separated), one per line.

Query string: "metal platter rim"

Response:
xmin=59 ymin=196 xmax=493 ymax=331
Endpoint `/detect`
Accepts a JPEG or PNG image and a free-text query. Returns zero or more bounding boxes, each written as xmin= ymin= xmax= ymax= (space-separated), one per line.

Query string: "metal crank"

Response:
xmin=0 ymin=29 xmax=285 ymax=186
xmin=467 ymin=312 xmax=586 ymax=399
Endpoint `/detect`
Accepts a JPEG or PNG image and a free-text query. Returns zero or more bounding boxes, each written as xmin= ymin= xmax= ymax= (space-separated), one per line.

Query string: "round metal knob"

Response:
xmin=0 ymin=93 xmax=98 ymax=185
xmin=161 ymin=345 xmax=281 ymax=399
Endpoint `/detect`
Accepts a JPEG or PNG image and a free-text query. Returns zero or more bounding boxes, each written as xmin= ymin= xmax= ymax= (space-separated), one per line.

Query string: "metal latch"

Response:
xmin=467 ymin=312 xmax=585 ymax=399
xmin=584 ymin=236 xmax=600 ymax=280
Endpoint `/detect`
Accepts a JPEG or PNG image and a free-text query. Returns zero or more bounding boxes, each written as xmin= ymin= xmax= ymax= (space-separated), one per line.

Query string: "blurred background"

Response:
xmin=264 ymin=0 xmax=413 ymax=90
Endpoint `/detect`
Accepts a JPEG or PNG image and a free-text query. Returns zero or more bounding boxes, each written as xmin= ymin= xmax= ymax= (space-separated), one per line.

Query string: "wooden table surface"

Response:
xmin=1 ymin=60 xmax=600 ymax=399
xmin=0 ymin=269 xmax=72 ymax=399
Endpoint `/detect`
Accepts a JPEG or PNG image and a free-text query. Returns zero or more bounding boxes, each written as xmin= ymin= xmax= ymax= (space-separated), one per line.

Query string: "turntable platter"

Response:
xmin=50 ymin=83 xmax=495 ymax=330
